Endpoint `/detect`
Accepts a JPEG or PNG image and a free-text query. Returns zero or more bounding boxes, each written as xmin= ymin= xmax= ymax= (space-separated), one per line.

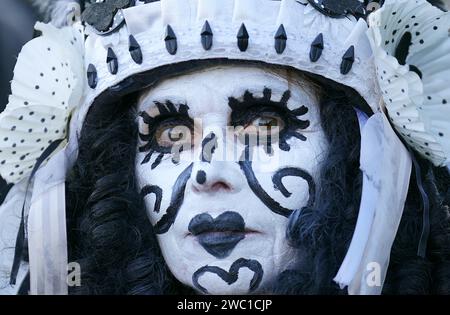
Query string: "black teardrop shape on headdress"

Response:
xmin=107 ymin=47 xmax=119 ymax=75
xmin=237 ymin=23 xmax=249 ymax=52
xmin=87 ymin=64 xmax=98 ymax=89
xmin=310 ymin=33 xmax=324 ymax=62
xmin=129 ymin=35 xmax=143 ymax=64
xmin=201 ymin=20 xmax=213 ymax=51
xmin=165 ymin=25 xmax=177 ymax=55
xmin=307 ymin=0 xmax=366 ymax=19
xmin=274 ymin=24 xmax=287 ymax=54
xmin=340 ymin=45 xmax=355 ymax=75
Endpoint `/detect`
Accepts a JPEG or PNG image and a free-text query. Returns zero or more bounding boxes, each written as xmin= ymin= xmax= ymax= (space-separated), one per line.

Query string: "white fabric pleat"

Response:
xmin=276 ymin=0 xmax=306 ymax=34
xmin=197 ymin=0 xmax=235 ymax=23
xmin=334 ymin=110 xmax=412 ymax=295
xmin=28 ymin=182 xmax=67 ymax=295
xmin=28 ymin=149 xmax=70 ymax=295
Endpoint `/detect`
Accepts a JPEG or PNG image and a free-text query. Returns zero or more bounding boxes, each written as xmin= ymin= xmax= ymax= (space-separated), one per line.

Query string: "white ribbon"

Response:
xmin=334 ymin=110 xmax=412 ymax=295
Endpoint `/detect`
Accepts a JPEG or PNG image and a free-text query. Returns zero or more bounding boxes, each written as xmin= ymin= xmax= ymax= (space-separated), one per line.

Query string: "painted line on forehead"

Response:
xmin=192 ymin=258 xmax=263 ymax=294
xmin=153 ymin=163 xmax=194 ymax=235
xmin=140 ymin=185 xmax=163 ymax=214
xmin=201 ymin=132 xmax=218 ymax=163
xmin=272 ymin=167 xmax=316 ymax=208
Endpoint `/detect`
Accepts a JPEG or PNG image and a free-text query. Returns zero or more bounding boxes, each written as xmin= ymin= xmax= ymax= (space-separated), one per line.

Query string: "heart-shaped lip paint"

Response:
xmin=188 ymin=211 xmax=256 ymax=259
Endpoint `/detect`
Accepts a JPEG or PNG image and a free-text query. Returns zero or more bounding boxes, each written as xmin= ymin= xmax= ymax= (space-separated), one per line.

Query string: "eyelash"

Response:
xmin=229 ymin=88 xmax=310 ymax=152
xmin=139 ymin=88 xmax=311 ymax=166
xmin=139 ymin=102 xmax=193 ymax=167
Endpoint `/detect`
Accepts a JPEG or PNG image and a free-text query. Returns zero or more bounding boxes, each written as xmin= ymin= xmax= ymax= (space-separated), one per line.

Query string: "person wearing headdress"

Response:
xmin=0 ymin=0 xmax=449 ymax=295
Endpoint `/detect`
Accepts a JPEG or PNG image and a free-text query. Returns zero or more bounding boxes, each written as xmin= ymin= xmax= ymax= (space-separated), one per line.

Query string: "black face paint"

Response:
xmin=153 ymin=163 xmax=193 ymax=234
xmin=151 ymin=153 xmax=165 ymax=170
xmin=196 ymin=170 xmax=207 ymax=185
xmin=140 ymin=185 xmax=163 ymax=213
xmin=201 ymin=132 xmax=218 ymax=163
xmin=272 ymin=167 xmax=316 ymax=207
xmin=188 ymin=212 xmax=246 ymax=259
xmin=239 ymin=159 xmax=293 ymax=217
xmin=238 ymin=143 xmax=315 ymax=218
xmin=229 ymin=88 xmax=310 ymax=152
xmin=139 ymin=102 xmax=193 ymax=167
xmin=192 ymin=258 xmax=263 ymax=294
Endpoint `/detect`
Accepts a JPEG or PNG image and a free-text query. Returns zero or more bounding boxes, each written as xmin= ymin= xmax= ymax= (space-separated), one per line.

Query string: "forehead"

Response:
xmin=138 ymin=65 xmax=319 ymax=112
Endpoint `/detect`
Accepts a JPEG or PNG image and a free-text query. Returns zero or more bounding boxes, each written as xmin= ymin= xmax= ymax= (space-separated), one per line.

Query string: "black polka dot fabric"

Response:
xmin=370 ymin=0 xmax=450 ymax=166
xmin=0 ymin=23 xmax=83 ymax=183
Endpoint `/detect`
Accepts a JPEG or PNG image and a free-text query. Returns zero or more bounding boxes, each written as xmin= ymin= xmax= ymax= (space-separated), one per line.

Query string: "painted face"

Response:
xmin=135 ymin=66 xmax=328 ymax=294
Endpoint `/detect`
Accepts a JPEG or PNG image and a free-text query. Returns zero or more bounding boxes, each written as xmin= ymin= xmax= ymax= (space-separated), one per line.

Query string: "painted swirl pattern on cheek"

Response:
xmin=153 ymin=163 xmax=194 ymax=234
xmin=238 ymin=145 xmax=315 ymax=218
xmin=192 ymin=258 xmax=263 ymax=294
xmin=140 ymin=185 xmax=163 ymax=213
xmin=272 ymin=167 xmax=316 ymax=207
xmin=239 ymin=158 xmax=293 ymax=217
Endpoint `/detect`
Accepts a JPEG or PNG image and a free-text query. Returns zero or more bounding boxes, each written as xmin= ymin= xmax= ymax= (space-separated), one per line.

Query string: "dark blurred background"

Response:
xmin=0 ymin=0 xmax=36 ymax=112
xmin=0 ymin=0 xmax=36 ymax=201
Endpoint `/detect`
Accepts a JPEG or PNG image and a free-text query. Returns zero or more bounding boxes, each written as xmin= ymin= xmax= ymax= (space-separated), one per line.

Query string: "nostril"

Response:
xmin=211 ymin=181 xmax=232 ymax=192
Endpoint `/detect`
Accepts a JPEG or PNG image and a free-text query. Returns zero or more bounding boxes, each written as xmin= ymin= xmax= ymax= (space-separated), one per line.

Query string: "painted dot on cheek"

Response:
xmin=196 ymin=170 xmax=207 ymax=185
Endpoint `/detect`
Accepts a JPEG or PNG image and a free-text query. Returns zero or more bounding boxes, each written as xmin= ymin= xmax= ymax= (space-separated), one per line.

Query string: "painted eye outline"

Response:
xmin=229 ymin=89 xmax=311 ymax=152
xmin=140 ymin=115 xmax=195 ymax=154
xmin=155 ymin=117 xmax=195 ymax=150
xmin=235 ymin=106 xmax=287 ymax=141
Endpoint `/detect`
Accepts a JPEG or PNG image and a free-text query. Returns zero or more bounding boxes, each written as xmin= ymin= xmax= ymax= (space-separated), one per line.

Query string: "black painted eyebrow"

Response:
xmin=142 ymin=100 xmax=190 ymax=117
xmin=228 ymin=87 xmax=291 ymax=110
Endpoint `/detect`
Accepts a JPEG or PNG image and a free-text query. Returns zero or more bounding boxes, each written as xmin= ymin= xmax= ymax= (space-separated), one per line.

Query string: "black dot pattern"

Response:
xmin=375 ymin=0 xmax=449 ymax=165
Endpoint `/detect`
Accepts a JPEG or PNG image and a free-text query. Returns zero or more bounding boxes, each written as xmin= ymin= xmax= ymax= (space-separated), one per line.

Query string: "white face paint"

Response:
xmin=135 ymin=66 xmax=328 ymax=294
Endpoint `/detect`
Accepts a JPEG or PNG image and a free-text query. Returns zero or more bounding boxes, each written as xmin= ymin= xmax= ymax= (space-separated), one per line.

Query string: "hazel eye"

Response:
xmin=253 ymin=116 xmax=281 ymax=129
xmin=243 ymin=113 xmax=285 ymax=136
xmin=155 ymin=124 xmax=193 ymax=148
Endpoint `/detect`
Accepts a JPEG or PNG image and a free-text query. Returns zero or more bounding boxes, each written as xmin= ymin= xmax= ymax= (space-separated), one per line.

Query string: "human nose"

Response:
xmin=189 ymin=130 xmax=244 ymax=194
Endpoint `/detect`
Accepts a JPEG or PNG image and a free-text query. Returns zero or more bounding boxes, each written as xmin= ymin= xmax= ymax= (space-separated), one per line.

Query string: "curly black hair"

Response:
xmin=64 ymin=65 xmax=450 ymax=295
